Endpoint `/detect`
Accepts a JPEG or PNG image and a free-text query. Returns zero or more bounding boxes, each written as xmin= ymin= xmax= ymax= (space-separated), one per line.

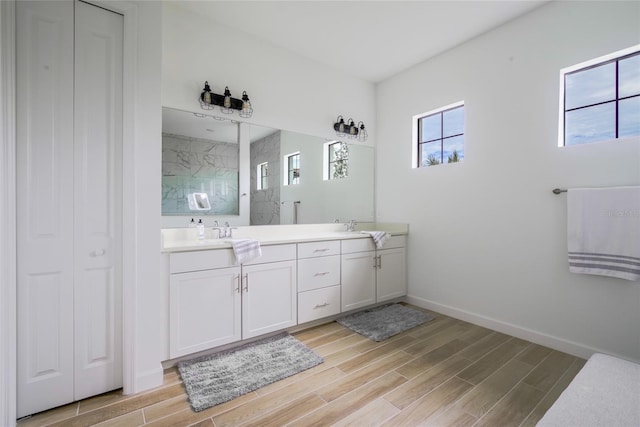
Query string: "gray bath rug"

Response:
xmin=177 ymin=332 xmax=323 ymax=412
xmin=337 ymin=304 xmax=434 ymax=341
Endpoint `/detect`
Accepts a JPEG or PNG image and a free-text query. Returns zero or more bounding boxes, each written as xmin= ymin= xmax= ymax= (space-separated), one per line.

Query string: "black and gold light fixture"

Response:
xmin=333 ymin=115 xmax=367 ymax=141
xmin=199 ymin=81 xmax=253 ymax=118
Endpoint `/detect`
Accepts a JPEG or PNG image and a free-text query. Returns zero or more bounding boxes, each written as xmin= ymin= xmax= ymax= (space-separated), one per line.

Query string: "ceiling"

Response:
xmin=173 ymin=0 xmax=549 ymax=83
xmin=162 ymin=108 xmax=278 ymax=142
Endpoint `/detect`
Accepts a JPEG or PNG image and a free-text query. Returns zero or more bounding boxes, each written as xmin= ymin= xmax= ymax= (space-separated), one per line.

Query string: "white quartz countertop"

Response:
xmin=161 ymin=223 xmax=408 ymax=253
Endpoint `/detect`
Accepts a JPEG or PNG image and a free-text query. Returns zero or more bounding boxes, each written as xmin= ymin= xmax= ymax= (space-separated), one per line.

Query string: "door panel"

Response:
xmin=242 ymin=261 xmax=297 ymax=339
xmin=341 ymin=251 xmax=376 ymax=312
xmin=16 ymin=1 xmax=75 ymax=417
xmin=73 ymin=1 xmax=123 ymax=401
xmin=17 ymin=0 xmax=124 ymax=416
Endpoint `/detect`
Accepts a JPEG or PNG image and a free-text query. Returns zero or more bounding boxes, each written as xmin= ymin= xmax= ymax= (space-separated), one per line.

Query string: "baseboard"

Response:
xmin=405 ymin=295 xmax=638 ymax=363
xmin=131 ymin=367 xmax=164 ymax=394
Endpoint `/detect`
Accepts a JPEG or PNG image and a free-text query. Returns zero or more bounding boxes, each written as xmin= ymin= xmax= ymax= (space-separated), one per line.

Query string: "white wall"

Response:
xmin=125 ymin=1 xmax=164 ymax=392
xmin=161 ymin=3 xmax=375 ymax=145
xmin=377 ymin=1 xmax=640 ymax=362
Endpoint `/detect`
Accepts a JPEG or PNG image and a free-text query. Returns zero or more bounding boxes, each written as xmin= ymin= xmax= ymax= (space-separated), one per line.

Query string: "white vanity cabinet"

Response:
xmin=297 ymin=241 xmax=341 ymax=323
xmin=169 ymin=249 xmax=240 ymax=358
xmin=341 ymin=236 xmax=407 ymax=311
xmin=168 ymin=244 xmax=297 ymax=357
xmin=241 ymin=244 xmax=298 ymax=338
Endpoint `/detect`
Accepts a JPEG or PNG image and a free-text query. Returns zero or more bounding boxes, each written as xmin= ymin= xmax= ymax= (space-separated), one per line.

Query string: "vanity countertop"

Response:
xmin=161 ymin=223 xmax=408 ymax=253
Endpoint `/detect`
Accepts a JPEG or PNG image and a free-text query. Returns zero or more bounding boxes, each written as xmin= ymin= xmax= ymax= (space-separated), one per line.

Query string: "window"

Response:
xmin=413 ymin=101 xmax=464 ymax=168
xmin=256 ymin=162 xmax=268 ymax=190
xmin=559 ymin=46 xmax=640 ymax=146
xmin=284 ymin=152 xmax=300 ymax=186
xmin=324 ymin=141 xmax=349 ymax=180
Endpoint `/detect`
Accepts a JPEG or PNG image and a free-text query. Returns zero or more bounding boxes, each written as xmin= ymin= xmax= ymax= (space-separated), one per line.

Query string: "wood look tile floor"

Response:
xmin=18 ymin=306 xmax=585 ymax=427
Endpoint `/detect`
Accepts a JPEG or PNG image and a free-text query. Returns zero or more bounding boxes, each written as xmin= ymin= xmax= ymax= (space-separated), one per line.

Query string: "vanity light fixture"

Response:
xmin=357 ymin=121 xmax=368 ymax=142
xmin=333 ymin=115 xmax=368 ymax=141
xmin=239 ymin=91 xmax=253 ymax=118
xmin=198 ymin=81 xmax=253 ymax=118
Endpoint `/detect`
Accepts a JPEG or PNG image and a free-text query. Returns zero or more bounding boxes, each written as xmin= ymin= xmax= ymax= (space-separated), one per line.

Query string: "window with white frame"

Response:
xmin=559 ymin=46 xmax=640 ymax=146
xmin=284 ymin=152 xmax=300 ymax=186
xmin=324 ymin=141 xmax=349 ymax=180
xmin=256 ymin=162 xmax=268 ymax=190
xmin=413 ymin=101 xmax=465 ymax=168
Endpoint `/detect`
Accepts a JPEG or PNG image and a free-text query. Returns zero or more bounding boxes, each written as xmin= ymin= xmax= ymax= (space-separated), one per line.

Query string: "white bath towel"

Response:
xmin=361 ymin=231 xmax=391 ymax=249
xmin=230 ymin=239 xmax=262 ymax=265
xmin=567 ymin=186 xmax=640 ymax=281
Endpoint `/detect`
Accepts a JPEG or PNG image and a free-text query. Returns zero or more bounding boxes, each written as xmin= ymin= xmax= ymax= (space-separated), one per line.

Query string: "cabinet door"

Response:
xmin=376 ymin=248 xmax=406 ymax=302
xmin=242 ymin=261 xmax=297 ymax=339
xmin=169 ymin=267 xmax=241 ymax=358
xmin=341 ymin=251 xmax=376 ymax=312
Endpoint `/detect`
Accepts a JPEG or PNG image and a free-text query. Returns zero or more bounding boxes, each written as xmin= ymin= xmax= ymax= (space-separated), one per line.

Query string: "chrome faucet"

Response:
xmin=346 ymin=219 xmax=356 ymax=232
xmin=213 ymin=221 xmax=237 ymax=238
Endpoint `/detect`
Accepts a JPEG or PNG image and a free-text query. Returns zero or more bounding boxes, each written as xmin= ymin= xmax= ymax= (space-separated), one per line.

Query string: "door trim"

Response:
xmin=0 ymin=0 xmax=17 ymax=424
xmin=3 ymin=1 xmax=159 ymax=422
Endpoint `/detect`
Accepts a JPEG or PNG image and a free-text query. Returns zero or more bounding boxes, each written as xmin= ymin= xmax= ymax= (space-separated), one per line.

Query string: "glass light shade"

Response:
xmin=199 ymin=81 xmax=215 ymax=110
xmin=222 ymin=86 xmax=233 ymax=113
xmin=357 ymin=122 xmax=367 ymax=142
xmin=347 ymin=119 xmax=358 ymax=138
xmin=239 ymin=91 xmax=253 ymax=118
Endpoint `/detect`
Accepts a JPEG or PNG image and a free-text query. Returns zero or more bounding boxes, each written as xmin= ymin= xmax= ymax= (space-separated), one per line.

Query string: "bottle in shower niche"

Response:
xmin=197 ymin=219 xmax=205 ymax=240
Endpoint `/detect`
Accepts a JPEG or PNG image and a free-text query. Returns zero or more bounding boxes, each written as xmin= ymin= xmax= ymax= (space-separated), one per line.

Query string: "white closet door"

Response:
xmin=16 ymin=1 xmax=75 ymax=418
xmin=73 ymin=1 xmax=123 ymax=401
xmin=17 ymin=1 xmax=123 ymax=417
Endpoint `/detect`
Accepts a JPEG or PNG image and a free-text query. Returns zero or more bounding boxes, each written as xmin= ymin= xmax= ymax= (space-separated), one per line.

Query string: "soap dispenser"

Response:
xmin=197 ymin=219 xmax=205 ymax=240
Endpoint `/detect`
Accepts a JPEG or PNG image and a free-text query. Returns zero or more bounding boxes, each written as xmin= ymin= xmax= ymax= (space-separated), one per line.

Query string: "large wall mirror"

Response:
xmin=162 ymin=107 xmax=374 ymax=225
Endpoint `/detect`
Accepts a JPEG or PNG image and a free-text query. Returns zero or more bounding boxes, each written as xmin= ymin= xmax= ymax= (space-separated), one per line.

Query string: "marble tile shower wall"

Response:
xmin=162 ymin=133 xmax=239 ymax=215
xmin=250 ymin=131 xmax=281 ymax=225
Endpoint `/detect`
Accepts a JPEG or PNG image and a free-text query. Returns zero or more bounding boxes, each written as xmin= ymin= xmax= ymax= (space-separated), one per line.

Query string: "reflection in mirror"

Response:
xmin=161 ymin=107 xmax=375 ymax=225
xmin=162 ymin=108 xmax=240 ymax=215
xmin=250 ymin=126 xmax=374 ymax=225
xmin=187 ymin=192 xmax=211 ymax=211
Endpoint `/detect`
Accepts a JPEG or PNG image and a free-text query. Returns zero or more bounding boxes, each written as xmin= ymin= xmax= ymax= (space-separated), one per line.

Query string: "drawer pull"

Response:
xmin=314 ymin=302 xmax=330 ymax=309
xmin=313 ymin=271 xmax=330 ymax=277
xmin=234 ymin=274 xmax=240 ymax=293
xmin=313 ymin=248 xmax=330 ymax=252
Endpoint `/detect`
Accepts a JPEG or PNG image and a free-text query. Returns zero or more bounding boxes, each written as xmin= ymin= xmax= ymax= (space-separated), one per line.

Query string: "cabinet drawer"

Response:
xmin=298 ymin=240 xmax=340 ymax=259
xmin=384 ymin=235 xmax=406 ymax=249
xmin=298 ymin=285 xmax=341 ymax=324
xmin=298 ymin=255 xmax=340 ymax=292
xmin=170 ymin=249 xmax=235 ymax=274
xmin=341 ymin=237 xmax=375 ymax=254
xmin=242 ymin=243 xmax=296 ymax=265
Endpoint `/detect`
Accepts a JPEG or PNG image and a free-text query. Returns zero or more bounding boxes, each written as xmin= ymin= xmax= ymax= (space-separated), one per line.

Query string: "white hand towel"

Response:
xmin=567 ymin=186 xmax=640 ymax=281
xmin=230 ymin=239 xmax=262 ymax=265
xmin=361 ymin=231 xmax=391 ymax=249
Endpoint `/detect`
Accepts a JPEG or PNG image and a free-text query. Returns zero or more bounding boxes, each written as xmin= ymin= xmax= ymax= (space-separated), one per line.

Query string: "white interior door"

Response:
xmin=17 ymin=0 xmax=123 ymax=416
xmin=16 ymin=1 xmax=75 ymax=417
xmin=73 ymin=1 xmax=123 ymax=401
